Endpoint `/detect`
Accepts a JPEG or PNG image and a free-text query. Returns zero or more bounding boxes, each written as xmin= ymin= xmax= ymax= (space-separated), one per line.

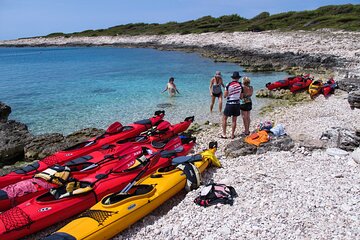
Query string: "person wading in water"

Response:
xmin=209 ymin=71 xmax=225 ymax=113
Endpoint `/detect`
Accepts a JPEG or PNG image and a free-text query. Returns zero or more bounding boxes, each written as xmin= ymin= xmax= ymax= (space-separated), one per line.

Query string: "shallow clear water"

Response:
xmin=0 ymin=47 xmax=289 ymax=135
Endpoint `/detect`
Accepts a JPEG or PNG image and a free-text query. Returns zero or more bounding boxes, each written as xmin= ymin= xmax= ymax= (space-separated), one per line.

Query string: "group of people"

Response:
xmin=162 ymin=71 xmax=253 ymax=139
xmin=210 ymin=71 xmax=253 ymax=139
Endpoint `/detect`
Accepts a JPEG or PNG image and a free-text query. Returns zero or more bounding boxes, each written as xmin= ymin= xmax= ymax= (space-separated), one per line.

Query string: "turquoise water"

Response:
xmin=0 ymin=47 xmax=289 ymax=135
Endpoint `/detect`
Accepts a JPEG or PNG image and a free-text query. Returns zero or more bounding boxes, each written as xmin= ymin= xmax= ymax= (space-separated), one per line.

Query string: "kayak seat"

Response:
xmin=134 ymin=119 xmax=152 ymax=125
xmin=14 ymin=162 xmax=40 ymax=174
xmin=102 ymin=185 xmax=154 ymax=205
xmin=151 ymin=140 xmax=166 ymax=149
xmin=0 ymin=189 xmax=8 ymax=200
xmin=64 ymin=155 xmax=93 ymax=167
xmin=171 ymin=154 xmax=202 ymax=165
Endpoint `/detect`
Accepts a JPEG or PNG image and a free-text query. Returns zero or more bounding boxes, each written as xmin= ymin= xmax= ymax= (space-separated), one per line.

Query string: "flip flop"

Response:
xmin=220 ymin=135 xmax=227 ymax=139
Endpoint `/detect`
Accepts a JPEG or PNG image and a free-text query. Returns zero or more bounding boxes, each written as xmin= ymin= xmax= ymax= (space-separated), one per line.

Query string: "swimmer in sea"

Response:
xmin=161 ymin=77 xmax=180 ymax=97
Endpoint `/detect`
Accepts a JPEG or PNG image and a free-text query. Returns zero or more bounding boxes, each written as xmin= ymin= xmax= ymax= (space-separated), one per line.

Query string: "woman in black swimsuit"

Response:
xmin=209 ymin=71 xmax=225 ymax=112
xmin=239 ymin=77 xmax=253 ymax=135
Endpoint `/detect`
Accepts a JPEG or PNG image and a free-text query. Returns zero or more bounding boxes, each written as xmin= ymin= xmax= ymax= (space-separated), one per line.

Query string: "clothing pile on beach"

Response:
xmin=244 ymin=120 xmax=287 ymax=147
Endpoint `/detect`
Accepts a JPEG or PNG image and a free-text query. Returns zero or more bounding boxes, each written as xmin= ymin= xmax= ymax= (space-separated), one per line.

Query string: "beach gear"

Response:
xmin=0 ymin=135 xmax=196 ymax=239
xmin=0 ymin=117 xmax=194 ymax=212
xmin=244 ymin=130 xmax=270 ymax=147
xmin=322 ymin=78 xmax=337 ymax=97
xmin=0 ymin=111 xmax=165 ymax=188
xmin=270 ymin=124 xmax=286 ymax=137
xmin=257 ymin=120 xmax=273 ymax=131
xmin=43 ymin=144 xmax=219 ymax=240
xmin=308 ymin=80 xmax=323 ymax=99
xmin=194 ymin=182 xmax=237 ymax=207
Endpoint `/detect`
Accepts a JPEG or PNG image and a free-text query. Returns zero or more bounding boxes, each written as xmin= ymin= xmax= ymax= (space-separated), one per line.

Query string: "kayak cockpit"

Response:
xmin=102 ymin=185 xmax=154 ymax=205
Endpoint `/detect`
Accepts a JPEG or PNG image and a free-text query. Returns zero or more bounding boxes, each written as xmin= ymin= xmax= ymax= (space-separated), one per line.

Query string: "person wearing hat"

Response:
xmin=162 ymin=77 xmax=180 ymax=97
xmin=209 ymin=71 xmax=225 ymax=112
xmin=221 ymin=71 xmax=243 ymax=139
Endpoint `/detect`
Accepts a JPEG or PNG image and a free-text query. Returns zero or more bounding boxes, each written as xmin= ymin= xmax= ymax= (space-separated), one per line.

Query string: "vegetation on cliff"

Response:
xmin=46 ymin=4 xmax=360 ymax=38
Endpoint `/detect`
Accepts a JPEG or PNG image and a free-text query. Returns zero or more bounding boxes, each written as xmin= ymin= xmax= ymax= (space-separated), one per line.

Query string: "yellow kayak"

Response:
xmin=44 ymin=145 xmax=219 ymax=240
xmin=308 ymin=80 xmax=323 ymax=99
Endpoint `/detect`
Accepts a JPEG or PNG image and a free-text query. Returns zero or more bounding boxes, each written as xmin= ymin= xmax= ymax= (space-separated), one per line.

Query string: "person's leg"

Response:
xmin=243 ymin=111 xmax=250 ymax=134
xmin=210 ymin=96 xmax=216 ymax=112
xmin=222 ymin=114 xmax=228 ymax=137
xmin=231 ymin=116 xmax=237 ymax=139
xmin=218 ymin=95 xmax=223 ymax=113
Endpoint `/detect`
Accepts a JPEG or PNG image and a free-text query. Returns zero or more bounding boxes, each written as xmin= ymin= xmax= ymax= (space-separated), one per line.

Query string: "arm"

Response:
xmin=174 ymin=83 xmax=180 ymax=94
xmin=161 ymin=85 xmax=168 ymax=93
xmin=209 ymin=78 xmax=214 ymax=95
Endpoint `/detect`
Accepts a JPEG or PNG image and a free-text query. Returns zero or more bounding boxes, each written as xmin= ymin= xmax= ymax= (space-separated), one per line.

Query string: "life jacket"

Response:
xmin=176 ymin=162 xmax=201 ymax=192
xmin=194 ymin=182 xmax=237 ymax=207
xmin=244 ymin=130 xmax=269 ymax=147
xmin=50 ymin=180 xmax=92 ymax=199
xmin=34 ymin=165 xmax=71 ymax=186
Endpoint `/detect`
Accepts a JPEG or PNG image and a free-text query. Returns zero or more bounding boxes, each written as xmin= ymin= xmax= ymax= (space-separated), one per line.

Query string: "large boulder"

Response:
xmin=320 ymin=127 xmax=360 ymax=151
xmin=348 ymin=90 xmax=360 ymax=110
xmin=224 ymin=135 xmax=294 ymax=158
xmin=0 ymin=120 xmax=33 ymax=166
xmin=0 ymin=102 xmax=11 ymax=123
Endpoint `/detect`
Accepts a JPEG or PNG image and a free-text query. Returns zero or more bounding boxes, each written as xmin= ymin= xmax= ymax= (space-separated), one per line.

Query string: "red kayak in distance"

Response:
xmin=0 ymin=116 xmax=194 ymax=211
xmin=0 ymin=136 xmax=196 ymax=240
xmin=266 ymin=74 xmax=312 ymax=91
xmin=322 ymin=78 xmax=337 ymax=97
xmin=0 ymin=111 xmax=165 ymax=189
xmin=290 ymin=77 xmax=313 ymax=93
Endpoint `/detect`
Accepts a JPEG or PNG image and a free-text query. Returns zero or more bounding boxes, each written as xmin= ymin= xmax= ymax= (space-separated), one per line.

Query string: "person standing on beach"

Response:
xmin=222 ymin=71 xmax=243 ymax=139
xmin=162 ymin=77 xmax=180 ymax=97
xmin=209 ymin=71 xmax=225 ymax=112
xmin=239 ymin=77 xmax=253 ymax=136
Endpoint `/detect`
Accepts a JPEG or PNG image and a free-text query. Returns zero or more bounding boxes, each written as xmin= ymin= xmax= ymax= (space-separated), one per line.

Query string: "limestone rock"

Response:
xmin=0 ymin=102 xmax=11 ymax=123
xmin=320 ymin=127 xmax=360 ymax=151
xmin=24 ymin=133 xmax=66 ymax=161
xmin=348 ymin=90 xmax=360 ymax=110
xmin=0 ymin=120 xmax=32 ymax=166
xmin=337 ymin=78 xmax=360 ymax=92
xmin=65 ymin=128 xmax=105 ymax=146
xmin=351 ymin=147 xmax=360 ymax=164
xmin=224 ymin=135 xmax=294 ymax=158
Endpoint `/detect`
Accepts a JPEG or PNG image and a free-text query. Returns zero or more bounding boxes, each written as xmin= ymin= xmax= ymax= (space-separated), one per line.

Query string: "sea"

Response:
xmin=0 ymin=47 xmax=289 ymax=135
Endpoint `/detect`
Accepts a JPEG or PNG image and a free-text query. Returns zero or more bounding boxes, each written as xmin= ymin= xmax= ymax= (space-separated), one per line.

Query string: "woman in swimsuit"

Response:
xmin=162 ymin=77 xmax=180 ymax=97
xmin=209 ymin=71 xmax=225 ymax=112
xmin=239 ymin=77 xmax=253 ymax=135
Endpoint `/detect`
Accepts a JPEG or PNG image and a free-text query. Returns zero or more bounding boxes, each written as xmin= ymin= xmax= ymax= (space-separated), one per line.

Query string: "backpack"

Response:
xmin=194 ymin=182 xmax=237 ymax=207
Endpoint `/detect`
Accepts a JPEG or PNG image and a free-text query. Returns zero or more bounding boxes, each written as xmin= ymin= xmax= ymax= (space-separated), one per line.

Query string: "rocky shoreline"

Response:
xmin=1 ymin=30 xmax=360 ymax=239
xmin=1 ymin=30 xmax=360 ymax=78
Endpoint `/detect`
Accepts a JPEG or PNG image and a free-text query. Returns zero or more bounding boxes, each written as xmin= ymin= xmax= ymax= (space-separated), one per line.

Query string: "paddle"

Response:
xmin=135 ymin=120 xmax=171 ymax=142
xmin=118 ymin=144 xmax=185 ymax=194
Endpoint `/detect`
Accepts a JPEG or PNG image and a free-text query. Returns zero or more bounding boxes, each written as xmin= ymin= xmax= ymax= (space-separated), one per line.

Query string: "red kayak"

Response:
xmin=322 ymin=78 xmax=337 ymax=97
xmin=0 ymin=116 xmax=194 ymax=211
xmin=266 ymin=74 xmax=311 ymax=91
xmin=0 ymin=111 xmax=165 ymax=188
xmin=290 ymin=77 xmax=313 ymax=93
xmin=0 ymin=135 xmax=195 ymax=240
xmin=265 ymin=79 xmax=290 ymax=90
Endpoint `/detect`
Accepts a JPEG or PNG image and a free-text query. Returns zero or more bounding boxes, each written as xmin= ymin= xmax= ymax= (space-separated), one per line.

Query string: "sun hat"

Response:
xmin=231 ymin=71 xmax=241 ymax=79
xmin=215 ymin=71 xmax=222 ymax=77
